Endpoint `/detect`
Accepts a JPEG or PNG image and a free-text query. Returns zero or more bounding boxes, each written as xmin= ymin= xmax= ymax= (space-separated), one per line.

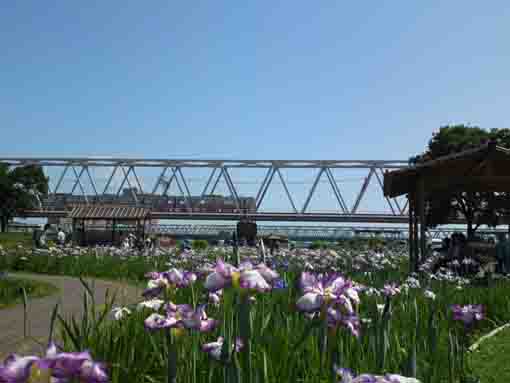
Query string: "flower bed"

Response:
xmin=2 ymin=242 xmax=509 ymax=382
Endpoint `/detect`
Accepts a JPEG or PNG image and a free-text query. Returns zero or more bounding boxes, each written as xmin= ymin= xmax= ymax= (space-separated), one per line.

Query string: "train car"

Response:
xmin=153 ymin=196 xmax=256 ymax=214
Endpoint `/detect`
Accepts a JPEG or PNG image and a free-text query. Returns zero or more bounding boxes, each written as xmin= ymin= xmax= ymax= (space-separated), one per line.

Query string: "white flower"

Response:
xmin=364 ymin=287 xmax=380 ymax=297
xmin=137 ymin=299 xmax=165 ymax=311
xmin=147 ymin=276 xmax=169 ymax=290
xmin=296 ymin=292 xmax=323 ymax=312
xmin=304 ymin=262 xmax=314 ymax=271
xmin=361 ymin=318 xmax=372 ymax=325
xmin=423 ymin=290 xmax=436 ymax=301
xmin=209 ymin=291 xmax=222 ymax=306
xmin=240 ymin=269 xmax=271 ymax=291
xmin=405 ymin=277 xmax=420 ymax=289
xmin=111 ymin=306 xmax=131 ymax=320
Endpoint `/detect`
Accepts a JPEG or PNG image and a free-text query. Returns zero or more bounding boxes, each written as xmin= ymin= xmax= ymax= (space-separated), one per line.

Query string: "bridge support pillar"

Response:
xmin=236 ymin=219 xmax=257 ymax=244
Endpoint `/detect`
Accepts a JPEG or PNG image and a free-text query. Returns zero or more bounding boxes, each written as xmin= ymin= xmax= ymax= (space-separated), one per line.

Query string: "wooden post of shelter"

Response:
xmin=82 ymin=219 xmax=86 ymax=246
xmin=418 ymin=176 xmax=427 ymax=269
xmin=413 ymin=201 xmax=419 ymax=272
xmin=408 ymin=187 xmax=420 ymax=273
xmin=408 ymin=193 xmax=415 ymax=273
xmin=111 ymin=219 xmax=116 ymax=245
xmin=72 ymin=218 xmax=76 ymax=246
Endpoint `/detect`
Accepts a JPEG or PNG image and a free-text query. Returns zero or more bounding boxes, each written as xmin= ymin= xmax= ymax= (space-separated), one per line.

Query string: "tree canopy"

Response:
xmin=415 ymin=125 xmax=510 ymax=238
xmin=0 ymin=164 xmax=48 ymax=232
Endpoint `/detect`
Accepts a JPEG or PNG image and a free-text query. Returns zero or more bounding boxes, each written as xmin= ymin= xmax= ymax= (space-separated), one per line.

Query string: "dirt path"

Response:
xmin=0 ymin=273 xmax=142 ymax=358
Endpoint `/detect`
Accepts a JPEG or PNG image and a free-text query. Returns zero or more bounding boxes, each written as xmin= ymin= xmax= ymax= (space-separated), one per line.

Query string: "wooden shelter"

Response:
xmin=262 ymin=234 xmax=289 ymax=252
xmin=384 ymin=141 xmax=510 ymax=272
xmin=68 ymin=205 xmax=151 ymax=246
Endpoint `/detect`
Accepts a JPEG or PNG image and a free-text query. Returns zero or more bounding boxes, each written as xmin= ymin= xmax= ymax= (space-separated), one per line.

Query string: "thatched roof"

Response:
xmin=69 ymin=205 xmax=150 ymax=220
xmin=384 ymin=142 xmax=510 ymax=198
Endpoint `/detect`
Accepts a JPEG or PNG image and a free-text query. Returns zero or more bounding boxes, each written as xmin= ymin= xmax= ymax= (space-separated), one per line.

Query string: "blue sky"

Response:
xmin=2 ymin=1 xmax=510 ymax=219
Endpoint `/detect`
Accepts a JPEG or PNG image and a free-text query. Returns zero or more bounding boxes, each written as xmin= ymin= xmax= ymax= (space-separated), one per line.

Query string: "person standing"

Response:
xmin=57 ymin=227 xmax=66 ymax=246
xmin=38 ymin=224 xmax=50 ymax=248
xmin=496 ymin=233 xmax=509 ymax=274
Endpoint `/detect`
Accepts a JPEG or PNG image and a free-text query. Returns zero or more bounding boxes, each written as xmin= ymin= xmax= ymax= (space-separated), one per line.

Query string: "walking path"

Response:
xmin=0 ymin=273 xmax=142 ymax=358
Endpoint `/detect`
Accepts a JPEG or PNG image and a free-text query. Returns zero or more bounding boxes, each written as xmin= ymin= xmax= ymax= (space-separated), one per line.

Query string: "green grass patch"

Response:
xmin=470 ymin=326 xmax=510 ymax=383
xmin=0 ymin=232 xmax=33 ymax=249
xmin=0 ymin=276 xmax=58 ymax=308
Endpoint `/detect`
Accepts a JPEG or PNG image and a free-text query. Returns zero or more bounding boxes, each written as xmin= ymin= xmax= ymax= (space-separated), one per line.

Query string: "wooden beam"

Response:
xmin=418 ymin=176 xmax=426 ymax=266
xmin=466 ymin=158 xmax=490 ymax=177
xmin=408 ymin=195 xmax=414 ymax=273
xmin=384 ymin=144 xmax=510 ymax=198
xmin=414 ymin=210 xmax=419 ymax=272
xmin=424 ymin=176 xmax=510 ymax=195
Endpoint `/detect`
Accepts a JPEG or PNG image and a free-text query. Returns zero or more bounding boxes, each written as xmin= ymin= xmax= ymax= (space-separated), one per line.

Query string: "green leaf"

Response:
xmin=48 ymin=302 xmax=59 ymax=346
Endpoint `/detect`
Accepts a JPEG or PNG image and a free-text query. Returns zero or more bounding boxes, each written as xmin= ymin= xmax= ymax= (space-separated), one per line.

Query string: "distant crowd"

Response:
xmin=33 ymin=224 xmax=157 ymax=251
xmin=432 ymin=232 xmax=510 ymax=274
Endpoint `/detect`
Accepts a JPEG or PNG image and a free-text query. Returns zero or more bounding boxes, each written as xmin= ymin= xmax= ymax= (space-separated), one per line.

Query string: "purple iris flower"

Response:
xmin=451 ymin=304 xmax=484 ymax=326
xmin=273 ymin=278 xmax=287 ymax=289
xmin=204 ymin=260 xmax=279 ymax=293
xmin=327 ymin=308 xmax=361 ymax=337
xmin=208 ymin=290 xmax=223 ymax=306
xmin=47 ymin=343 xmax=108 ymax=383
xmin=0 ymin=343 xmax=108 ymax=383
xmin=77 ymin=360 xmax=109 ymax=382
xmin=334 ymin=366 xmax=403 ymax=382
xmin=143 ymin=268 xmax=197 ymax=298
xmin=0 ymin=354 xmax=50 ymax=383
xmin=144 ymin=303 xmax=218 ymax=332
xmin=296 ymin=272 xmax=360 ymax=314
xmin=45 ymin=343 xmax=93 ymax=379
xmin=201 ymin=337 xmax=244 ymax=361
xmin=382 ymin=283 xmax=401 ymax=297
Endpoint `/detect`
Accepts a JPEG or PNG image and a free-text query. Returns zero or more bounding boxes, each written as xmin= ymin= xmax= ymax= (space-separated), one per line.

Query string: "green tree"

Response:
xmin=417 ymin=125 xmax=510 ymax=238
xmin=309 ymin=240 xmax=328 ymax=250
xmin=0 ymin=164 xmax=48 ymax=232
xmin=191 ymin=239 xmax=208 ymax=250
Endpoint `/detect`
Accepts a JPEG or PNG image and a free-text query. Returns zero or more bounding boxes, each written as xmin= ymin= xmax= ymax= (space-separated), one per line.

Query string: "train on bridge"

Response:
xmin=44 ymin=190 xmax=257 ymax=214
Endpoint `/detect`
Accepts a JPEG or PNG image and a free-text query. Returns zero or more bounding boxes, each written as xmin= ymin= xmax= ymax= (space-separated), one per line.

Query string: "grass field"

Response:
xmin=469 ymin=326 xmax=510 ymax=383
xmin=0 ymin=276 xmax=58 ymax=308
xmin=0 ymin=231 xmax=33 ymax=249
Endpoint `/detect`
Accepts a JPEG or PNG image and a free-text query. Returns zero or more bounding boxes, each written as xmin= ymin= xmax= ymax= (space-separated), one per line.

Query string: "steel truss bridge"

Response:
xmin=4 ymin=157 xmax=414 ymax=223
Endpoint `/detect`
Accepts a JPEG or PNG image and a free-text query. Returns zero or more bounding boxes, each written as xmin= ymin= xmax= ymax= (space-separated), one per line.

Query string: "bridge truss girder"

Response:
xmin=1 ymin=158 xmax=409 ymax=216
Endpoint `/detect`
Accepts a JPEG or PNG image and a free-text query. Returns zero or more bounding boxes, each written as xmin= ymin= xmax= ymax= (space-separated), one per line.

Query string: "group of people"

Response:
xmin=33 ymin=224 xmax=68 ymax=248
xmin=495 ymin=233 xmax=510 ymax=273
xmin=432 ymin=232 xmax=510 ymax=275
xmin=121 ymin=233 xmax=155 ymax=251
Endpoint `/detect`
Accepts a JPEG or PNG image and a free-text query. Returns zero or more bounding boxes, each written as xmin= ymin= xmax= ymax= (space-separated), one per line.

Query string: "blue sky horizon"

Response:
xmin=3 ymin=1 xmax=510 ymax=220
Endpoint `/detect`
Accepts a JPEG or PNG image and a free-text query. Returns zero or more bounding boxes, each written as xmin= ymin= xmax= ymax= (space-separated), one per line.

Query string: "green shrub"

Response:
xmin=367 ymin=237 xmax=385 ymax=249
xmin=309 ymin=240 xmax=327 ymax=249
xmin=0 ymin=232 xmax=32 ymax=249
xmin=191 ymin=239 xmax=208 ymax=250
xmin=0 ymin=277 xmax=58 ymax=307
